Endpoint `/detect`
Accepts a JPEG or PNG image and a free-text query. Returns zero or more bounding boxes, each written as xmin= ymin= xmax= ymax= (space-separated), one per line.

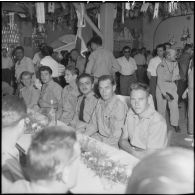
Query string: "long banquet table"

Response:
xmin=16 ymin=120 xmax=139 ymax=194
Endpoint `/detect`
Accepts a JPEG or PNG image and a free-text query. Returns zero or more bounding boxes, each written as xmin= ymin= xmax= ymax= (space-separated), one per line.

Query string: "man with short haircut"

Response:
xmin=164 ymin=42 xmax=172 ymax=51
xmin=70 ymin=73 xmax=99 ymax=130
xmin=119 ymin=83 xmax=167 ymax=159
xmin=3 ymin=126 xmax=81 ymax=193
xmin=84 ymin=75 xmax=128 ymax=148
xmin=38 ymin=66 xmax=62 ymax=116
xmin=85 ymin=36 xmax=121 ymax=79
xmin=117 ymin=46 xmax=137 ymax=96
xmin=156 ymin=49 xmax=180 ymax=132
xmin=2 ymin=95 xmax=27 ymax=193
xmin=147 ymin=44 xmax=165 ymax=109
xmin=19 ymin=71 xmax=40 ymax=110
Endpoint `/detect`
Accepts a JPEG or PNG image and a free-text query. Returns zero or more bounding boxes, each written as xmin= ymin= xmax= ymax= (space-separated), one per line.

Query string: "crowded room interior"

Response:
xmin=1 ymin=1 xmax=194 ymax=194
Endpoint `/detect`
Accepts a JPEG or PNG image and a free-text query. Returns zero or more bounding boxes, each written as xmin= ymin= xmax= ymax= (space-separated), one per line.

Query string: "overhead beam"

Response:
xmin=73 ymin=3 xmax=103 ymax=39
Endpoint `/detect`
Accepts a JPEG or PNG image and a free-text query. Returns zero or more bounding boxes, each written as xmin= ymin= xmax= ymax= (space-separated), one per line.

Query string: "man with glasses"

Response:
xmin=117 ymin=46 xmax=137 ymax=95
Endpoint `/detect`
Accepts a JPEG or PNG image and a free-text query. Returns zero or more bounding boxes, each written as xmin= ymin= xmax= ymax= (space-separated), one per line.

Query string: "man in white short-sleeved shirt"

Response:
xmin=117 ymin=46 xmax=137 ymax=96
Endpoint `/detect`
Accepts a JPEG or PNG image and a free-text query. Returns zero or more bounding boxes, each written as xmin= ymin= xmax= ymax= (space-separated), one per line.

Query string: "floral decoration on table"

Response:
xmin=78 ymin=135 xmax=129 ymax=184
xmin=24 ymin=109 xmax=49 ymax=134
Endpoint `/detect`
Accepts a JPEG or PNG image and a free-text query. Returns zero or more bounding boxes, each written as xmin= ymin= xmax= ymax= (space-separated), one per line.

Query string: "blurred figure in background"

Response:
xmin=164 ymin=42 xmax=172 ymax=51
xmin=126 ymin=147 xmax=194 ymax=194
xmin=117 ymin=46 xmax=137 ymax=96
xmin=134 ymin=49 xmax=147 ymax=83
xmin=2 ymin=48 xmax=13 ymax=85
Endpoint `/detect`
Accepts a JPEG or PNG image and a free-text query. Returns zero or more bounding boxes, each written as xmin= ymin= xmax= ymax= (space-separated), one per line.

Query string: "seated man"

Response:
xmin=3 ymin=126 xmax=81 ymax=193
xmin=70 ymin=73 xmax=99 ymax=130
xmin=38 ymin=66 xmax=62 ymax=116
xmin=83 ymin=75 xmax=128 ymax=148
xmin=119 ymin=83 xmax=168 ymax=159
xmin=2 ymin=95 xmax=27 ymax=193
xmin=58 ymin=66 xmax=80 ymax=124
xmin=19 ymin=71 xmax=40 ymax=110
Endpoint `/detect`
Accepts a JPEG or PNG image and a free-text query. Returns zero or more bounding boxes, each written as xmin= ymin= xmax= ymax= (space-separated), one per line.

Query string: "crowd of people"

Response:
xmin=1 ymin=35 xmax=194 ymax=193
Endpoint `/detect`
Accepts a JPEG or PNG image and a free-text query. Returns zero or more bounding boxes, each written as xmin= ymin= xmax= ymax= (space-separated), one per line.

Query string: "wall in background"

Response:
xmin=142 ymin=13 xmax=194 ymax=51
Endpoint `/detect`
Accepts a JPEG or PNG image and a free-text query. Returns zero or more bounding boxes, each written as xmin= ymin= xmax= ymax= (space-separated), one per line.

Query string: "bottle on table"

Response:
xmin=48 ymin=99 xmax=57 ymax=126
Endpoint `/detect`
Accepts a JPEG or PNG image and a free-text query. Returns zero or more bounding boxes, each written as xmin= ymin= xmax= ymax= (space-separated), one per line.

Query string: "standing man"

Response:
xmin=134 ymin=49 xmax=146 ymax=83
xmin=147 ymin=44 xmax=165 ymax=109
xmin=117 ymin=46 xmax=137 ymax=96
xmin=156 ymin=49 xmax=180 ymax=132
xmin=69 ymin=49 xmax=86 ymax=75
xmin=85 ymin=36 xmax=120 ymax=80
xmin=178 ymin=44 xmax=193 ymax=105
xmin=2 ymin=48 xmax=13 ymax=85
xmin=119 ymin=83 xmax=167 ymax=159
xmin=14 ymin=46 xmax=35 ymax=94
xmin=83 ymin=75 xmax=128 ymax=148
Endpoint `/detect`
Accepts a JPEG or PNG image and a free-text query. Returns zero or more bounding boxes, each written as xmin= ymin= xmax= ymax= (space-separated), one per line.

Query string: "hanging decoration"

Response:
xmin=35 ymin=3 xmax=45 ymax=24
xmin=97 ymin=13 xmax=100 ymax=29
xmin=48 ymin=2 xmax=55 ymax=13
xmin=130 ymin=1 xmax=136 ymax=10
xmin=122 ymin=3 xmax=124 ymax=24
xmin=153 ymin=3 xmax=159 ymax=18
xmin=168 ymin=1 xmax=178 ymax=13
xmin=140 ymin=2 xmax=149 ymax=12
xmin=8 ymin=12 xmax=15 ymax=29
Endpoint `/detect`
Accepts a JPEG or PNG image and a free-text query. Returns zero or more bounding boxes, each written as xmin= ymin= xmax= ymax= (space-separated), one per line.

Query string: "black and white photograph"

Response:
xmin=1 ymin=1 xmax=194 ymax=194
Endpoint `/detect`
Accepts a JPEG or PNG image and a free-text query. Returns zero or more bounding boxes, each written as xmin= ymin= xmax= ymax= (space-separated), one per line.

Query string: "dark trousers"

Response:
xmin=2 ymin=68 xmax=12 ymax=85
xmin=177 ymin=79 xmax=187 ymax=104
xmin=149 ymin=76 xmax=157 ymax=109
xmin=137 ymin=65 xmax=148 ymax=84
xmin=120 ymin=73 xmax=137 ymax=96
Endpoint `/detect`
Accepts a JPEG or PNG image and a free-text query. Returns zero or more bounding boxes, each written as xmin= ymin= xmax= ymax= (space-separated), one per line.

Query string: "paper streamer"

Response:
xmin=97 ymin=13 xmax=100 ymax=29
xmin=125 ymin=2 xmax=131 ymax=10
xmin=153 ymin=3 xmax=159 ymax=19
xmin=140 ymin=2 xmax=150 ymax=12
xmin=122 ymin=3 xmax=124 ymax=23
xmin=48 ymin=2 xmax=55 ymax=13
xmin=35 ymin=3 xmax=45 ymax=24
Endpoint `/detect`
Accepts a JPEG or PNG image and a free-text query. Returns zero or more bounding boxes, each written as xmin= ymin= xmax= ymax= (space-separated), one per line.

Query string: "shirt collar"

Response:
xmin=100 ymin=94 xmax=117 ymax=111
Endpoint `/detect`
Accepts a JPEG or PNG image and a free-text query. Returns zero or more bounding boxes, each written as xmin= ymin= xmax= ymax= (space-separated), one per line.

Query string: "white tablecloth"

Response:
xmin=16 ymin=121 xmax=139 ymax=194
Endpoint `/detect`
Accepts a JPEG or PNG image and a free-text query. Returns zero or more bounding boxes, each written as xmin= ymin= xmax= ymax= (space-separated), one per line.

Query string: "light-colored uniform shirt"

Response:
xmin=60 ymin=83 xmax=80 ymax=124
xmin=147 ymin=56 xmax=162 ymax=76
xmin=2 ymin=56 xmax=13 ymax=69
xmin=40 ymin=56 xmax=65 ymax=78
xmin=134 ymin=53 xmax=146 ymax=66
xmin=15 ymin=56 xmax=35 ymax=81
xmin=90 ymin=95 xmax=128 ymax=148
xmin=76 ymin=56 xmax=86 ymax=75
xmin=38 ymin=79 xmax=62 ymax=114
xmin=85 ymin=47 xmax=121 ymax=78
xmin=157 ymin=59 xmax=180 ymax=95
xmin=19 ymin=85 xmax=40 ymax=109
xmin=71 ymin=92 xmax=99 ymax=126
xmin=122 ymin=106 xmax=167 ymax=150
xmin=117 ymin=56 xmax=137 ymax=75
